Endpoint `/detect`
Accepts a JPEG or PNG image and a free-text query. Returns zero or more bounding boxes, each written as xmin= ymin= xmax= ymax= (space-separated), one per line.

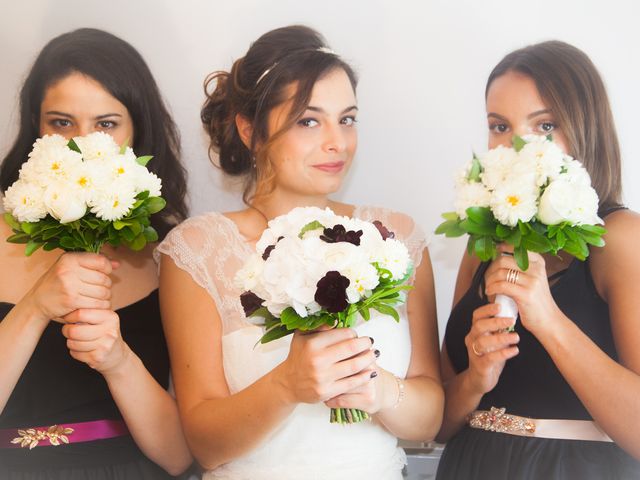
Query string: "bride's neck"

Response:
xmin=252 ymin=190 xmax=333 ymax=221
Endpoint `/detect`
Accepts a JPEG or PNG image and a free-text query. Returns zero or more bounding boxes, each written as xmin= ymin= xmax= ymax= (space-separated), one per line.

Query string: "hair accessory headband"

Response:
xmin=255 ymin=46 xmax=337 ymax=85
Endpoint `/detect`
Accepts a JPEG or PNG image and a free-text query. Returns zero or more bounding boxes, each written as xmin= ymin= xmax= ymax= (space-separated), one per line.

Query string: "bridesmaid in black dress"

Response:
xmin=0 ymin=29 xmax=192 ymax=478
xmin=436 ymin=41 xmax=640 ymax=479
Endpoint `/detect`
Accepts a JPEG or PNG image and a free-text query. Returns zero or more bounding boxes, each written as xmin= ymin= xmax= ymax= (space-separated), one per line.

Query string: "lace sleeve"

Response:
xmin=154 ymin=214 xmax=222 ymax=307
xmin=355 ymin=205 xmax=429 ymax=284
xmin=154 ymin=212 xmax=253 ymax=335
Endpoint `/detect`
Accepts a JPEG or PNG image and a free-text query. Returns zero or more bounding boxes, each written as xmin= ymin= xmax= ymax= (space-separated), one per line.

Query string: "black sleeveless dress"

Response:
xmin=0 ymin=289 xmax=180 ymax=479
xmin=436 ymin=209 xmax=640 ymax=479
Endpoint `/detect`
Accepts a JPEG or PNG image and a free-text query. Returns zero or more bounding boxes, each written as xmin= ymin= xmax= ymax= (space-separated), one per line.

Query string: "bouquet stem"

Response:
xmin=330 ymin=407 xmax=369 ymax=424
xmin=495 ymin=294 xmax=518 ymax=332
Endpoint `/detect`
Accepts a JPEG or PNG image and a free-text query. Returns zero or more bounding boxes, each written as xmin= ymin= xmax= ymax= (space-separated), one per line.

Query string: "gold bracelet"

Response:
xmin=392 ymin=376 xmax=405 ymax=409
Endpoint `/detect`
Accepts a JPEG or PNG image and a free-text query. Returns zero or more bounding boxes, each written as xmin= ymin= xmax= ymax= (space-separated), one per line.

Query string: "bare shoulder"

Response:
xmin=590 ymin=208 xmax=640 ymax=300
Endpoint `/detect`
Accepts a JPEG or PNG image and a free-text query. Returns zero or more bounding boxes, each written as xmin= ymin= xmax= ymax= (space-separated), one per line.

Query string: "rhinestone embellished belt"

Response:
xmin=468 ymin=407 xmax=612 ymax=442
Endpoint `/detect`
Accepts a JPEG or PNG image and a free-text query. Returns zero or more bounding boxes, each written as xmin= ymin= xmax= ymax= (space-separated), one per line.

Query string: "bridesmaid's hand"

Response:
xmin=484 ymin=244 xmax=563 ymax=335
xmin=272 ymin=328 xmax=377 ymax=405
xmin=61 ymin=309 xmax=131 ymax=375
xmin=22 ymin=252 xmax=115 ymax=324
xmin=464 ymin=303 xmax=519 ymax=395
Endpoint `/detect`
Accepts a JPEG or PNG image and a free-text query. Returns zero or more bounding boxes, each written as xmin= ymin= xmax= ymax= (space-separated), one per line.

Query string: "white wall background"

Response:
xmin=1 ymin=0 xmax=639 ymax=339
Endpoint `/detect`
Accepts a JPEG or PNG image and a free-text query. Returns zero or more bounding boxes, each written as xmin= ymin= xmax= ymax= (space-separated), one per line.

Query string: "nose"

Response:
xmin=322 ymin=123 xmax=347 ymax=154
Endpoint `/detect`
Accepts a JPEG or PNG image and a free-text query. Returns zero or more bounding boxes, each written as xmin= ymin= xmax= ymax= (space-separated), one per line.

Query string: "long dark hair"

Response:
xmin=1 ymin=28 xmax=188 ymax=239
xmin=486 ymin=40 xmax=622 ymax=211
xmin=201 ymin=25 xmax=358 ymax=205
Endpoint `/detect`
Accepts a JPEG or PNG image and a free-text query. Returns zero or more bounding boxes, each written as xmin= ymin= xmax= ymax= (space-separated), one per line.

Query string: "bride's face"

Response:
xmin=39 ymin=71 xmax=134 ymax=145
xmin=486 ymin=70 xmax=568 ymax=153
xmin=265 ymin=68 xmax=358 ymax=197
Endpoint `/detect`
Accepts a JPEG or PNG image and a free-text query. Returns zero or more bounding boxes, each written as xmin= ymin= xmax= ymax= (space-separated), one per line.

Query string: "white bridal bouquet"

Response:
xmin=436 ymin=135 xmax=605 ymax=320
xmin=236 ymin=206 xmax=413 ymax=424
xmin=3 ymin=132 xmax=165 ymax=254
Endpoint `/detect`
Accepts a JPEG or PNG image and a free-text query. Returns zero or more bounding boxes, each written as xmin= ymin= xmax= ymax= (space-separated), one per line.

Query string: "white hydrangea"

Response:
xmin=3 ymin=180 xmax=47 ymax=222
xmin=371 ymin=238 xmax=411 ymax=281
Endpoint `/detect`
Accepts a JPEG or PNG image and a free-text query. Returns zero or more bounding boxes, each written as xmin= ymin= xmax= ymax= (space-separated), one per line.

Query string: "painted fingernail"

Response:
xmin=374 ymin=349 xmax=380 ymax=358
xmin=369 ymin=337 xmax=375 ymax=345
xmin=370 ymin=371 xmax=378 ymax=378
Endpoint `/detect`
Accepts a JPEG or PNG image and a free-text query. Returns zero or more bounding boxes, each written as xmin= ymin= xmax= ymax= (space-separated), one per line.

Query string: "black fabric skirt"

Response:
xmin=436 ymin=426 xmax=640 ymax=480
xmin=0 ymin=435 xmax=187 ymax=480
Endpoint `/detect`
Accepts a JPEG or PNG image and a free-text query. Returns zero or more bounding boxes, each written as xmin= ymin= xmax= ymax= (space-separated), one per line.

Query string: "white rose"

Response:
xmin=538 ymin=179 xmax=602 ymax=226
xmin=489 ymin=175 xmax=539 ymax=227
xmin=43 ymin=181 xmax=87 ymax=224
xmin=454 ymin=181 xmax=492 ymax=219
xmin=3 ymin=181 xmax=47 ymax=222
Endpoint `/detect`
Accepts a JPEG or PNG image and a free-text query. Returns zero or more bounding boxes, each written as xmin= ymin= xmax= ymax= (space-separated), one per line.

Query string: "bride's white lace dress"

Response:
xmin=156 ymin=206 xmax=427 ymax=480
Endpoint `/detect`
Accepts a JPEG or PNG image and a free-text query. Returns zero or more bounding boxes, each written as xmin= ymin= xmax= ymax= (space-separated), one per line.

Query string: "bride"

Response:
xmin=157 ymin=25 xmax=443 ymax=479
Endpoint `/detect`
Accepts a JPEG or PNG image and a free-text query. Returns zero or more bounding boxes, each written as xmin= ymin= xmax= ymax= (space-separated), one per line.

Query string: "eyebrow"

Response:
xmin=305 ymin=105 xmax=359 ymax=115
xmin=44 ymin=111 xmax=122 ymax=120
xmin=487 ymin=109 xmax=552 ymax=121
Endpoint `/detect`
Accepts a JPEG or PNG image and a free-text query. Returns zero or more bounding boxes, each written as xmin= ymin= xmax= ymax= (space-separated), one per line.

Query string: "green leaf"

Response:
xmin=25 ymin=240 xmax=44 ymax=256
xmin=460 ymin=218 xmax=496 ymax=236
xmin=495 ymin=223 xmax=512 ymax=239
xmin=67 ymin=138 xmax=81 ymax=153
xmin=579 ymin=224 xmax=606 ymax=236
xmin=143 ymin=226 xmax=159 ymax=242
xmin=514 ymin=244 xmax=529 ymax=270
xmin=441 ymin=212 xmax=459 ymax=222
xmin=280 ymin=307 xmax=307 ymax=330
xmin=298 ymin=220 xmax=325 ymax=238
xmin=3 ymin=213 xmax=20 ymax=230
xmin=359 ymin=306 xmax=371 ymax=321
xmin=6 ymin=233 xmax=30 ymax=244
xmin=144 ymin=197 xmax=166 ymax=215
xmin=512 ymin=135 xmax=526 ymax=152
xmin=371 ymin=303 xmax=400 ymax=322
xmin=435 ymin=219 xmax=466 ymax=237
xmin=468 ymin=154 xmax=482 ymax=182
xmin=136 ymin=190 xmax=150 ymax=201
xmin=20 ymin=222 xmax=38 ymax=235
xmin=136 ymin=155 xmax=153 ymax=166
xmin=474 ymin=236 xmax=496 ymax=261
xmin=260 ymin=325 xmax=293 ymax=344
xmin=521 ymin=229 xmax=553 ymax=253
xmin=119 ymin=138 xmax=130 ymax=154
xmin=466 ymin=207 xmax=495 ymax=227
xmin=128 ymin=233 xmax=147 ymax=251
xmin=59 ymin=236 xmax=76 ymax=249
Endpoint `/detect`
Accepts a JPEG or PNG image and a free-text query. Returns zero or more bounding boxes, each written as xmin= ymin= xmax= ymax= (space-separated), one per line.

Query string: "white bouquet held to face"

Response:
xmin=3 ymin=132 xmax=165 ymax=255
xmin=236 ymin=206 xmax=413 ymax=424
xmin=437 ymin=135 xmax=606 ymax=321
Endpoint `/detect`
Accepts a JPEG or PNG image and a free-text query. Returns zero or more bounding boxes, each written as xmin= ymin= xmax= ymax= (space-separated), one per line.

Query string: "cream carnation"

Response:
xmin=3 ymin=181 xmax=47 ymax=222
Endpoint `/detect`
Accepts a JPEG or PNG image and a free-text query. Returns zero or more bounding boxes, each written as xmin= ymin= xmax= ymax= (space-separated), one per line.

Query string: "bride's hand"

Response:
xmin=272 ymin=328 xmax=377 ymax=405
